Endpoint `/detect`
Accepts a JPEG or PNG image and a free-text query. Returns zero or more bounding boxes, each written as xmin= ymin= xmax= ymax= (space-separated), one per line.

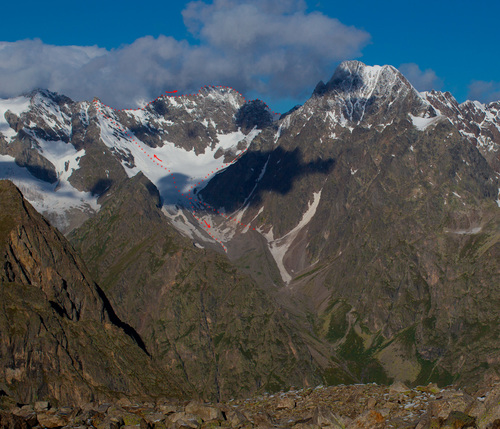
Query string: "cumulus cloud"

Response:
xmin=398 ymin=63 xmax=443 ymax=92
xmin=468 ymin=80 xmax=500 ymax=103
xmin=0 ymin=0 xmax=370 ymax=108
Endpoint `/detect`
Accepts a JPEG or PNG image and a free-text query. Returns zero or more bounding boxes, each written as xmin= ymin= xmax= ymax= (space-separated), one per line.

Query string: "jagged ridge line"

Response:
xmin=94 ymin=98 xmax=260 ymax=252
xmin=95 ymin=85 xmax=281 ymax=117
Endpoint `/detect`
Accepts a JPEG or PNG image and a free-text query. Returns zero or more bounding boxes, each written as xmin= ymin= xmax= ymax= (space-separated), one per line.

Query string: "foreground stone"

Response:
xmin=1 ymin=381 xmax=500 ymax=428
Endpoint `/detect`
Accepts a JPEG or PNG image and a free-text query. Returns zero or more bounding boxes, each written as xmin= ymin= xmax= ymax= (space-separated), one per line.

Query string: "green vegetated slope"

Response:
xmin=0 ymin=180 xmax=182 ymax=405
xmin=295 ymin=115 xmax=500 ymax=389
xmin=69 ymin=173 xmax=336 ymax=401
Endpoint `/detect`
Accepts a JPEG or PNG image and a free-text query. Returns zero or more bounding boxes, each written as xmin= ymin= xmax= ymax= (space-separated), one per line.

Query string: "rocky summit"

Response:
xmin=0 ymin=60 xmax=499 ymax=426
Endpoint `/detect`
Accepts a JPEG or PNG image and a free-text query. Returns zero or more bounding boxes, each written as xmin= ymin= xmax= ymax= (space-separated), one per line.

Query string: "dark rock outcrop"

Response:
xmin=0 ymin=180 xmax=181 ymax=405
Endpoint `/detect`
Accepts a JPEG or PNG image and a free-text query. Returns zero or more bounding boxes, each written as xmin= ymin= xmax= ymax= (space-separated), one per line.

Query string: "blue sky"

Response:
xmin=1 ymin=0 xmax=499 ymax=113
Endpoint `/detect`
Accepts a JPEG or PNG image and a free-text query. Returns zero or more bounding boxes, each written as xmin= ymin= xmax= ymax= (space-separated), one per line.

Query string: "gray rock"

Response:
xmin=225 ymin=410 xmax=247 ymax=427
xmin=167 ymin=412 xmax=201 ymax=428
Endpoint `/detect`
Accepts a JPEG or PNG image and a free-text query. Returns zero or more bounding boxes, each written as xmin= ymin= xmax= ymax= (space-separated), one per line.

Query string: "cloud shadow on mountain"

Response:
xmin=197 ymin=146 xmax=335 ymax=213
xmin=155 ymin=172 xmax=195 ymax=206
xmin=90 ymin=178 xmax=113 ymax=196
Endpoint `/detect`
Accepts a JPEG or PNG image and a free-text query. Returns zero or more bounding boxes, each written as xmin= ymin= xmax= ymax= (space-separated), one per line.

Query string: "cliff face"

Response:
xmin=198 ymin=62 xmax=500 ymax=388
xmin=0 ymin=180 xmax=181 ymax=406
xmin=68 ymin=173 xmax=332 ymax=402
xmin=1 ymin=180 xmax=106 ymax=323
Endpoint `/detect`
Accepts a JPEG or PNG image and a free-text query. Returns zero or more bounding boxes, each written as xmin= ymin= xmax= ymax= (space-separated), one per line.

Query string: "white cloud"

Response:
xmin=398 ymin=63 xmax=443 ymax=92
xmin=0 ymin=1 xmax=370 ymax=109
xmin=0 ymin=39 xmax=106 ymax=98
xmin=468 ymin=80 xmax=500 ymax=104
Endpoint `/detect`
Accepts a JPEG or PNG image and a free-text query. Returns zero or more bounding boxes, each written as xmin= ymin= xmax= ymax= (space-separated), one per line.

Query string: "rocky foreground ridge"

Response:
xmin=1 ymin=381 xmax=500 ymax=429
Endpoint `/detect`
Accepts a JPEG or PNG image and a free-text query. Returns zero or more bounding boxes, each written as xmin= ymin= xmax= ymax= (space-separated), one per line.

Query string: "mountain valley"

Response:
xmin=0 ymin=60 xmax=499 ymax=423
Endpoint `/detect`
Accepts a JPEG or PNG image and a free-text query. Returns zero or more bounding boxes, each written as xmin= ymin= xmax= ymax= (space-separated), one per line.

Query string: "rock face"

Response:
xmin=199 ymin=61 xmax=500 ymax=388
xmin=0 ymin=180 xmax=180 ymax=405
xmin=68 ymin=173 xmax=329 ymax=401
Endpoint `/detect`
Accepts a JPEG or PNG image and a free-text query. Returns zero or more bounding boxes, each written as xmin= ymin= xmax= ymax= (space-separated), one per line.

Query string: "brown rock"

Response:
xmin=0 ymin=411 xmax=29 ymax=429
xmin=98 ymin=404 xmax=112 ymax=413
xmin=140 ymin=417 xmax=152 ymax=429
xmin=184 ymin=402 xmax=222 ymax=422
xmin=225 ymin=410 xmax=247 ymax=427
xmin=390 ymin=382 xmax=410 ymax=394
xmin=367 ymin=398 xmax=377 ymax=409
xmin=312 ymin=406 xmax=344 ymax=428
xmin=97 ymin=415 xmax=126 ymax=429
xmin=443 ymin=410 xmax=476 ymax=428
xmin=34 ymin=401 xmax=50 ymax=412
xmin=143 ymin=412 xmax=165 ymax=424
xmin=475 ymin=384 xmax=500 ymax=429
xmin=348 ymin=410 xmax=385 ymax=429
xmin=12 ymin=408 xmax=38 ymax=428
xmin=167 ymin=412 xmax=201 ymax=428
xmin=277 ymin=397 xmax=296 ymax=410
xmin=37 ymin=411 xmax=69 ymax=428
xmin=248 ymin=411 xmax=275 ymax=428
xmin=158 ymin=404 xmax=178 ymax=415
xmin=427 ymin=390 xmax=475 ymax=420
xmin=117 ymin=398 xmax=133 ymax=408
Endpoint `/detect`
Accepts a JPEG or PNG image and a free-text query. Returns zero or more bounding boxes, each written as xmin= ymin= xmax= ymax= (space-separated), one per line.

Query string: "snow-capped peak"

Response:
xmin=314 ymin=61 xmax=414 ymax=100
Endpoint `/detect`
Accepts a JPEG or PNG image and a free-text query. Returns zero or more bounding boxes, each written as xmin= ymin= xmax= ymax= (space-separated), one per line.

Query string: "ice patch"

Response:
xmin=268 ymin=190 xmax=322 ymax=283
xmin=0 ymin=154 xmax=99 ymax=231
xmin=274 ymin=124 xmax=283 ymax=143
xmin=161 ymin=206 xmax=211 ymax=243
xmin=446 ymin=226 xmax=482 ymax=235
xmin=241 ymin=154 xmax=270 ymax=208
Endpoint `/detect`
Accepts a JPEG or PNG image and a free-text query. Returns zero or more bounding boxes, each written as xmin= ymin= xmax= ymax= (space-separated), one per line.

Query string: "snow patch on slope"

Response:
xmin=268 ymin=190 xmax=322 ymax=283
xmin=409 ymin=114 xmax=445 ymax=131
xmin=97 ymin=105 xmax=260 ymax=205
xmin=0 ymin=154 xmax=99 ymax=230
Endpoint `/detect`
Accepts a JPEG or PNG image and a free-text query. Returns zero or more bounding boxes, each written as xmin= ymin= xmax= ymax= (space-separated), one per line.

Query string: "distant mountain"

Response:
xmin=199 ymin=61 xmax=500 ymax=388
xmin=0 ymin=87 xmax=261 ymax=233
xmin=0 ymin=60 xmax=499 ymax=398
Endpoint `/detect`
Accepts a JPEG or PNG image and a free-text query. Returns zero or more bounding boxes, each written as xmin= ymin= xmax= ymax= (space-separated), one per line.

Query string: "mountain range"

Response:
xmin=0 ymin=60 xmax=499 ymax=406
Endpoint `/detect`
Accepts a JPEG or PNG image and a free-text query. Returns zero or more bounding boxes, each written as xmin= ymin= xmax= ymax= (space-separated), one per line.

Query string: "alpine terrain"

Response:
xmin=0 ymin=61 xmax=499 ymax=426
